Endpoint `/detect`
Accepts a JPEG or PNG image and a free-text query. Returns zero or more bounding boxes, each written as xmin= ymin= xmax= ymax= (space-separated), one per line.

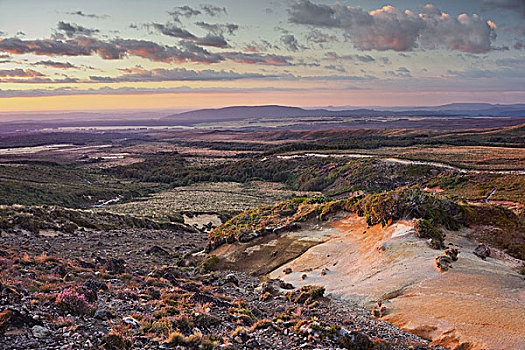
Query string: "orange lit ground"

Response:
xmin=270 ymin=214 xmax=525 ymax=349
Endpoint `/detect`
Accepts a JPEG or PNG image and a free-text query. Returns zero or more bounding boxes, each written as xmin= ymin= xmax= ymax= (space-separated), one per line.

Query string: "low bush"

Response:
xmin=414 ymin=219 xmax=445 ymax=249
xmin=55 ymin=287 xmax=93 ymax=315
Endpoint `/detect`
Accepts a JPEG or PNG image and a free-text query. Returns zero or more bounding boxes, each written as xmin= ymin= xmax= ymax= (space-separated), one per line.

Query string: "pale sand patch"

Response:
xmin=38 ymin=230 xmax=59 ymax=237
xmin=183 ymin=214 xmax=222 ymax=230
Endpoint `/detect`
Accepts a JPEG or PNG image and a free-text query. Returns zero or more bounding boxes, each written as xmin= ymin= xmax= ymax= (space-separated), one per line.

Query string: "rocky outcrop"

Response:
xmin=209 ymin=188 xmax=468 ymax=251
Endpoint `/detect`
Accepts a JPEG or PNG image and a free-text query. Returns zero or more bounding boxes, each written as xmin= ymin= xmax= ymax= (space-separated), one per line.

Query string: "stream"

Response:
xmin=92 ymin=196 xmax=122 ymax=208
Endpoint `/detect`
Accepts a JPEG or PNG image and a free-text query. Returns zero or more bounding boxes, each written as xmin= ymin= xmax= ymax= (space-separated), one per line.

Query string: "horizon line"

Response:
xmin=1 ymin=101 xmax=524 ymax=115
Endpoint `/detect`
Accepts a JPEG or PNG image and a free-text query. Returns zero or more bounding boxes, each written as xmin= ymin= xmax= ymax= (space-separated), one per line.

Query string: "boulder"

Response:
xmin=445 ymin=247 xmax=460 ymax=261
xmin=337 ymin=328 xmax=375 ymax=350
xmin=77 ymin=260 xmax=96 ymax=269
xmin=104 ymin=258 xmax=126 ymax=274
xmin=473 ymin=244 xmax=491 ymax=260
xmin=238 ymin=230 xmax=259 ymax=243
xmin=223 ymin=273 xmax=239 ymax=287
xmin=154 ymin=266 xmax=182 ymax=285
xmin=278 ymin=280 xmax=294 ymax=290
xmin=372 ymin=300 xmax=387 ymax=318
xmin=84 ymin=279 xmax=109 ymax=292
xmin=122 ymin=317 xmax=140 ymax=328
xmin=94 ymin=309 xmax=113 ymax=320
xmin=50 ymin=265 xmax=67 ymax=277
xmin=145 ymin=246 xmax=169 ymax=256
xmin=79 ymin=286 xmax=98 ymax=303
xmin=0 ymin=309 xmax=41 ymax=331
xmin=260 ymin=279 xmax=282 ymax=295
xmin=436 ymin=254 xmax=453 ymax=272
xmin=31 ymin=325 xmax=51 ymax=338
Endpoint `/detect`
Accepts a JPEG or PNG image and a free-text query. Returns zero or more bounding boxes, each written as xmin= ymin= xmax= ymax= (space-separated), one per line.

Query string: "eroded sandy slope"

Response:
xmin=264 ymin=215 xmax=525 ymax=350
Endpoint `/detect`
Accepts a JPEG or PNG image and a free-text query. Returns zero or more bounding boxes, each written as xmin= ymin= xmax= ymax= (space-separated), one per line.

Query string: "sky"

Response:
xmin=0 ymin=0 xmax=524 ymax=112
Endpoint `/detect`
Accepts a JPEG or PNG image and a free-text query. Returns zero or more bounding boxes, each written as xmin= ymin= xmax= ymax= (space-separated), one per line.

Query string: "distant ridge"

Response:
xmin=162 ymin=104 xmax=525 ymax=123
xmin=161 ymin=105 xmax=378 ymax=123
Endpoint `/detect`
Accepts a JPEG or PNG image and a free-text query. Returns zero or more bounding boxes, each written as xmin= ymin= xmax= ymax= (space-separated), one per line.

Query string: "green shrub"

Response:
xmin=197 ymin=255 xmax=219 ymax=274
xmin=414 ymin=219 xmax=444 ymax=249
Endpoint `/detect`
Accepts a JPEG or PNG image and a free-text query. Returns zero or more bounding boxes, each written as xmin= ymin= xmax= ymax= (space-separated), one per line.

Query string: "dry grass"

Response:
xmin=103 ymin=181 xmax=320 ymax=219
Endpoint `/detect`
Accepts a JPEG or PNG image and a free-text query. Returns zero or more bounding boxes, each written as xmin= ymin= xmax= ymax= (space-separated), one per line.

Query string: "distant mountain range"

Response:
xmin=383 ymin=103 xmax=525 ymax=114
xmin=162 ymin=103 xmax=525 ymax=123
xmin=1 ymin=103 xmax=523 ymax=133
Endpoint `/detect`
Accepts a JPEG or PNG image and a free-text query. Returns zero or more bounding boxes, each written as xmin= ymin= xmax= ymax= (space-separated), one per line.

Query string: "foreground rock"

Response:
xmin=473 ymin=244 xmax=491 ymax=260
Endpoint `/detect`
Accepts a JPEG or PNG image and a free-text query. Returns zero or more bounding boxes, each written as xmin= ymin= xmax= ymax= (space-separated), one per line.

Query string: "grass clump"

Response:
xmin=355 ymin=187 xmax=465 ymax=229
xmin=207 ymin=197 xmax=327 ymax=251
xmin=102 ymin=332 xmax=132 ymax=350
xmin=285 ymin=285 xmax=325 ymax=306
xmin=197 ymin=255 xmax=219 ymax=274
xmin=165 ymin=330 xmax=219 ymax=349
xmin=0 ymin=205 xmax=193 ymax=235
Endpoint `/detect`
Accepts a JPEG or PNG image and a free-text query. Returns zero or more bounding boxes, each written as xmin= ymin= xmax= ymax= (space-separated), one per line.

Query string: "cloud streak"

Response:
xmin=326 ymin=52 xmax=376 ymax=62
xmin=168 ymin=4 xmax=226 ymax=22
xmin=0 ymin=68 xmax=44 ymax=77
xmin=223 ymin=52 xmax=292 ymax=65
xmin=150 ymin=23 xmax=229 ymax=48
xmin=0 ymin=85 xmax=306 ymax=98
xmin=57 ymin=22 xmax=99 ymax=37
xmin=200 ymin=4 xmax=227 ymax=17
xmin=89 ymin=67 xmax=281 ymax=82
xmin=481 ymin=0 xmax=525 ymax=17
xmin=0 ymin=77 xmax=78 ymax=84
xmin=65 ymin=11 xmax=108 ymax=19
xmin=0 ymin=36 xmax=225 ymax=63
xmin=0 ymin=34 xmax=300 ymax=66
xmin=306 ymin=30 xmax=337 ymax=44
xmin=33 ymin=60 xmax=77 ymax=69
xmin=169 ymin=5 xmax=202 ymax=22
xmin=194 ymin=22 xmax=239 ymax=36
